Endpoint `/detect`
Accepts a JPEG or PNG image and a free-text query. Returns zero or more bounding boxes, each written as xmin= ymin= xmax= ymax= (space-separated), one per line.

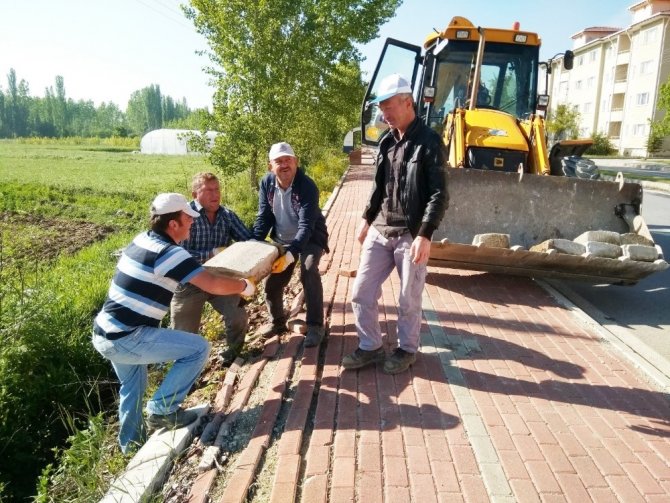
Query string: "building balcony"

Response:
xmin=609 ymin=109 xmax=624 ymax=122
xmin=616 ymin=51 xmax=630 ymax=65
xmin=613 ymin=80 xmax=628 ymax=93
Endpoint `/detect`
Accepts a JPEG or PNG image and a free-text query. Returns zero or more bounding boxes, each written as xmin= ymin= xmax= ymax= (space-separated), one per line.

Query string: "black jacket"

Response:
xmin=363 ymin=117 xmax=449 ymax=239
xmin=253 ymin=168 xmax=329 ymax=255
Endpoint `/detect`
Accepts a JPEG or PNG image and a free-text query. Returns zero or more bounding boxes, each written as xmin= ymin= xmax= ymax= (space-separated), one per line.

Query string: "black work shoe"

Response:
xmin=383 ymin=348 xmax=417 ymax=375
xmin=257 ymin=322 xmax=288 ymax=338
xmin=341 ymin=347 xmax=385 ymax=370
xmin=147 ymin=408 xmax=198 ymax=430
xmin=304 ymin=325 xmax=325 ymax=348
xmin=219 ymin=347 xmax=239 ymax=366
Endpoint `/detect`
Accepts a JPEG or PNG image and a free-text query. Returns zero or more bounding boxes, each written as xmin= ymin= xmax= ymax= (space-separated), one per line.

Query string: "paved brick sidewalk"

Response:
xmin=177 ymin=159 xmax=670 ymax=503
xmin=295 ymin=160 xmax=670 ymax=502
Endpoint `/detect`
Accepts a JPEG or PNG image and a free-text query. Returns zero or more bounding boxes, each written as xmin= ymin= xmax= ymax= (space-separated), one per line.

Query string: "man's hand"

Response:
xmin=213 ymin=246 xmax=226 ymax=256
xmin=240 ymin=278 xmax=256 ymax=298
xmin=272 ymin=251 xmax=295 ymax=273
xmin=409 ymin=236 xmax=431 ymax=265
xmin=357 ymin=219 xmax=370 ymax=244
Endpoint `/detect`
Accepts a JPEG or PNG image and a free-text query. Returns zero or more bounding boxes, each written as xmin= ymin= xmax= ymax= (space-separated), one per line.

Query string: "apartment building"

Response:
xmin=549 ymin=0 xmax=670 ymax=156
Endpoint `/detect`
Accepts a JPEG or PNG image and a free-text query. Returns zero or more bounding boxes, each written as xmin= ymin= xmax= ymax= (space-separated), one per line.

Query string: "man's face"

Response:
xmin=193 ymin=179 xmax=221 ymax=213
xmin=378 ymin=94 xmax=415 ymax=131
xmin=269 ymin=155 xmax=298 ymax=189
xmin=171 ymin=212 xmax=194 ymax=242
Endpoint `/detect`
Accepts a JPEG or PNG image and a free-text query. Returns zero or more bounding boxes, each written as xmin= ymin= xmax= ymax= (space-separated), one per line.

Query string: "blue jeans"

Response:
xmin=92 ymin=326 xmax=210 ymax=453
xmin=265 ymin=242 xmax=324 ymax=327
xmin=351 ymin=226 xmax=427 ymax=353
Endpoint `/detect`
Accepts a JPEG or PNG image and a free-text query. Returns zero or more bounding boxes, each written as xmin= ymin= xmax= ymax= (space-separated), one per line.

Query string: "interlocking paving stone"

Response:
xmin=113 ymin=157 xmax=670 ymax=502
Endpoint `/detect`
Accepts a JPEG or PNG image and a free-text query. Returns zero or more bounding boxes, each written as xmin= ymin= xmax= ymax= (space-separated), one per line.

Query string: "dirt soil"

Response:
xmin=0 ymin=211 xmax=116 ymax=261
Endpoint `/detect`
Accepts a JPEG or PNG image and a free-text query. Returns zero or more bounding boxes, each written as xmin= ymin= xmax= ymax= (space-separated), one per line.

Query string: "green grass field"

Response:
xmin=0 ymin=138 xmax=348 ymax=501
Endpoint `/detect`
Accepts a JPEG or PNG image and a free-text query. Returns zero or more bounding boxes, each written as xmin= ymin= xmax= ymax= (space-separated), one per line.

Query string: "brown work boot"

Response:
xmin=256 ymin=322 xmax=288 ymax=338
xmin=383 ymin=348 xmax=417 ymax=375
xmin=341 ymin=347 xmax=385 ymax=370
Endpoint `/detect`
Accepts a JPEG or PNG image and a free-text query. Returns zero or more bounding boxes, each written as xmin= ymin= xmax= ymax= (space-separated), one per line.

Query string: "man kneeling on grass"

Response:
xmin=92 ymin=193 xmax=256 ymax=454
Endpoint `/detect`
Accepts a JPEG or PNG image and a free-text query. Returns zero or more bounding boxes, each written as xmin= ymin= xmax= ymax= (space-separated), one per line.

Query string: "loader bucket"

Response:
xmin=430 ymin=168 xmax=668 ymax=284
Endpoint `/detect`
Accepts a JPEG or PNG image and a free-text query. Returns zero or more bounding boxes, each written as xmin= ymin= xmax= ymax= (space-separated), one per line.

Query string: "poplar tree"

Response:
xmin=185 ymin=0 xmax=401 ymax=186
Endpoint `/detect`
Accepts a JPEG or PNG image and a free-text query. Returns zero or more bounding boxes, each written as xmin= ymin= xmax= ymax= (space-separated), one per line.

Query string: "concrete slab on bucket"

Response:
xmin=204 ymin=241 xmax=280 ymax=282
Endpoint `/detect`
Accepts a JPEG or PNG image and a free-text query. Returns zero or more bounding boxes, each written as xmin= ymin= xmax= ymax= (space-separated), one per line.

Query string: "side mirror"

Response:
xmin=362 ymin=104 xmax=373 ymax=124
xmin=563 ymin=50 xmax=574 ymax=71
xmin=536 ymin=94 xmax=550 ymax=111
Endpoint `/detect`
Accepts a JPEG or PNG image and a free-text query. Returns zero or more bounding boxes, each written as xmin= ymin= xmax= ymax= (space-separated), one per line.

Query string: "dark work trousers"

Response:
xmin=265 ymin=241 xmax=324 ymax=327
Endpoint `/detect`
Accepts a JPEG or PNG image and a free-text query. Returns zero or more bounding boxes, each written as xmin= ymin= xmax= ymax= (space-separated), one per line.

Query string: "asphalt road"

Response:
xmin=549 ymin=188 xmax=670 ymax=382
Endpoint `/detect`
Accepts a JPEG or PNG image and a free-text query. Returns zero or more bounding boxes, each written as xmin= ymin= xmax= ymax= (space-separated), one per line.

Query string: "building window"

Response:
xmin=643 ymin=27 xmax=658 ymax=44
xmin=584 ymin=102 xmax=592 ymax=113
xmin=633 ymin=123 xmax=648 ymax=136
xmin=587 ymin=77 xmax=595 ymax=88
xmin=640 ymin=60 xmax=654 ymax=75
xmin=636 ymin=92 xmax=649 ymax=105
xmin=575 ymin=80 xmax=583 ymax=90
xmin=589 ymin=51 xmax=596 ymax=62
xmin=577 ymin=55 xmax=584 ymax=66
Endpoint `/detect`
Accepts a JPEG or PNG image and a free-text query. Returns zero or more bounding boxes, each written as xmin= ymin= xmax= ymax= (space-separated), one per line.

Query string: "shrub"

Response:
xmin=585 ymin=132 xmax=614 ymax=156
xmin=0 ymin=235 xmax=126 ymax=500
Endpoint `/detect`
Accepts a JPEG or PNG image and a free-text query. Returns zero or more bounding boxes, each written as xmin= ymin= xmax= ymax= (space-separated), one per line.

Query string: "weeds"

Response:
xmin=0 ymin=139 xmax=350 ymax=501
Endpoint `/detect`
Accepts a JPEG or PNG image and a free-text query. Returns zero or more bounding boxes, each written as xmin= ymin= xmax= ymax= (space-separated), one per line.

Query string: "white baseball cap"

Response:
xmin=369 ymin=73 xmax=413 ymax=104
xmin=150 ymin=193 xmax=200 ymax=217
xmin=269 ymin=142 xmax=296 ymax=161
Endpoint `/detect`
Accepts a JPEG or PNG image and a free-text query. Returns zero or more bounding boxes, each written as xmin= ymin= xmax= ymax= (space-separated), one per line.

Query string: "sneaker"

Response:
xmin=383 ymin=348 xmax=417 ymax=375
xmin=256 ymin=322 xmax=288 ymax=338
xmin=341 ymin=347 xmax=385 ymax=370
xmin=147 ymin=407 xmax=198 ymax=430
xmin=304 ymin=325 xmax=325 ymax=347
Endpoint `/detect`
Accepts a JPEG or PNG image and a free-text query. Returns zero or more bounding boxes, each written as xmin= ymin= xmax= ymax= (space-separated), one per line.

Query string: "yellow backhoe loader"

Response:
xmin=361 ymin=16 xmax=668 ymax=285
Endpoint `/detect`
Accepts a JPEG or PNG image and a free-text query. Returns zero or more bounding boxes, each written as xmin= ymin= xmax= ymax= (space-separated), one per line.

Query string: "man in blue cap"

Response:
xmin=342 ymin=73 xmax=449 ymax=374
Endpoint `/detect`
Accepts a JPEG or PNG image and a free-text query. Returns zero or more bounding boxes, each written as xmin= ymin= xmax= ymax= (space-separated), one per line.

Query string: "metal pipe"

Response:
xmin=469 ymin=26 xmax=486 ymax=110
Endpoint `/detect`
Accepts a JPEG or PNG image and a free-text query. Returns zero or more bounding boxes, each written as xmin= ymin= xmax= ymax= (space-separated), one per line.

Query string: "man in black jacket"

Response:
xmin=253 ymin=142 xmax=329 ymax=347
xmin=342 ymin=74 xmax=448 ymax=374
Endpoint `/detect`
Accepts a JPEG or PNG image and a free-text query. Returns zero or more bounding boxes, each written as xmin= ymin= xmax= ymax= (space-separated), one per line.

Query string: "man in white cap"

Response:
xmin=92 ymin=192 xmax=256 ymax=454
xmin=342 ymin=73 xmax=448 ymax=374
xmin=253 ymin=142 xmax=329 ymax=347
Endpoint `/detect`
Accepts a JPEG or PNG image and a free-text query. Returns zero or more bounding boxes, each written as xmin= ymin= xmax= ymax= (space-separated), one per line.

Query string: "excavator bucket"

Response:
xmin=430 ymin=168 xmax=668 ymax=284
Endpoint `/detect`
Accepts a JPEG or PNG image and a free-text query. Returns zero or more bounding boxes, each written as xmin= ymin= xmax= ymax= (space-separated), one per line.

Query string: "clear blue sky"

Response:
xmin=0 ymin=0 xmax=634 ymax=111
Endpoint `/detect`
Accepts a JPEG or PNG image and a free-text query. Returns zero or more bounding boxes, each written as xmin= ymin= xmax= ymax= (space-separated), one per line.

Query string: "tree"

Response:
xmin=546 ymin=103 xmax=581 ymax=141
xmin=126 ymin=84 xmax=164 ymax=136
xmin=5 ymin=69 xmax=30 ymax=137
xmin=647 ymin=78 xmax=670 ymax=154
xmin=185 ymin=0 xmax=400 ymax=186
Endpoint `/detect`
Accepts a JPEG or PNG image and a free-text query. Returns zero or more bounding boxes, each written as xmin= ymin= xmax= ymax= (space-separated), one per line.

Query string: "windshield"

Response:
xmin=424 ymin=39 xmax=539 ymax=128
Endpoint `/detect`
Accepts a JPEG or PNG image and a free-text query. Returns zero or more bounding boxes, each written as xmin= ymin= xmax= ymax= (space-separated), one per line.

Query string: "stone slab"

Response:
xmin=100 ymin=404 xmax=209 ymax=503
xmin=574 ymin=230 xmax=621 ymax=245
xmin=583 ymin=241 xmax=622 ymax=258
xmin=621 ymin=244 xmax=659 ymax=262
xmin=620 ymin=232 xmax=654 ymax=246
xmin=530 ymin=239 xmax=585 ymax=256
xmin=472 ymin=233 xmax=510 ymax=248
xmin=204 ymin=241 xmax=279 ymax=282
